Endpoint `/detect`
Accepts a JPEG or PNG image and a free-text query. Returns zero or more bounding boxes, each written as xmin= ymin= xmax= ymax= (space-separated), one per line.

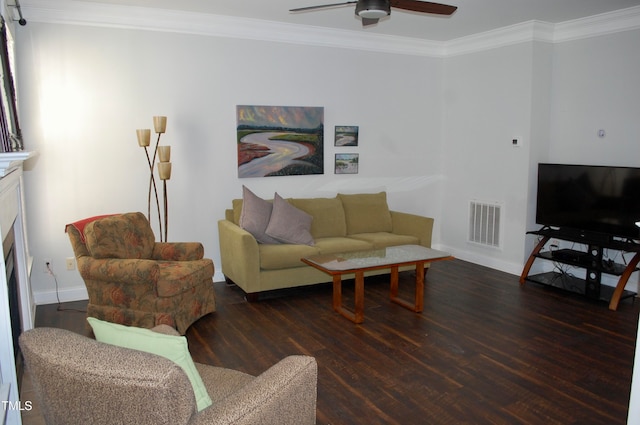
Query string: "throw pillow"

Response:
xmin=338 ymin=192 xmax=393 ymax=234
xmin=266 ymin=193 xmax=315 ymax=245
xmin=238 ymin=186 xmax=281 ymax=244
xmin=87 ymin=317 xmax=212 ymax=412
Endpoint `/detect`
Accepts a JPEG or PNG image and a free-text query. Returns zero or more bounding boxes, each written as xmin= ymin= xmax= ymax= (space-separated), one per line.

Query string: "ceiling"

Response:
xmin=79 ymin=0 xmax=640 ymax=41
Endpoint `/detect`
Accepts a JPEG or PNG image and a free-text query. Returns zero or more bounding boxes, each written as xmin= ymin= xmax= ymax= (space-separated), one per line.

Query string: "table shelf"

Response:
xmin=520 ymin=228 xmax=640 ymax=310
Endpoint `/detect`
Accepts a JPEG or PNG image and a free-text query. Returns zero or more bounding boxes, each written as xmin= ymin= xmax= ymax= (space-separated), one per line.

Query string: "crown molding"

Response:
xmin=444 ymin=20 xmax=555 ymax=57
xmin=19 ymin=1 xmax=640 ymax=58
xmin=20 ymin=0 xmax=445 ymax=57
xmin=553 ymin=5 xmax=640 ymax=43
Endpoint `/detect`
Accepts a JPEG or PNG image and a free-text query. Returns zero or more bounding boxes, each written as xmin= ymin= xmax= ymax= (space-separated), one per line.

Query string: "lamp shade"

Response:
xmin=158 ymin=146 xmax=171 ymax=162
xmin=153 ymin=116 xmax=167 ymax=134
xmin=136 ymin=129 xmax=151 ymax=147
xmin=158 ymin=162 xmax=172 ymax=180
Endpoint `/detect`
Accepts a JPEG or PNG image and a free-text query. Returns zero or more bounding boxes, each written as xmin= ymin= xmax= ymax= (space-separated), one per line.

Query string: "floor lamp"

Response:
xmin=136 ymin=116 xmax=171 ymax=242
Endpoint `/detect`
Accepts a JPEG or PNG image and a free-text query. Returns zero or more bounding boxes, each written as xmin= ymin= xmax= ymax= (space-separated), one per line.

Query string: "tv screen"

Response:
xmin=536 ymin=163 xmax=640 ymax=241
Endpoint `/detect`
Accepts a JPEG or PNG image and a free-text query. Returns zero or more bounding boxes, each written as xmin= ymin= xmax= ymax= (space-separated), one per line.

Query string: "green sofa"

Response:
xmin=217 ymin=192 xmax=434 ymax=300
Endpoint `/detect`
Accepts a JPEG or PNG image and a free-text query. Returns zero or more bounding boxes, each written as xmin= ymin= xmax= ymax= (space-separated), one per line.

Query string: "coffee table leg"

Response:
xmin=390 ymin=262 xmax=425 ymax=313
xmin=414 ymin=261 xmax=425 ymax=312
xmin=332 ymin=272 xmax=364 ymax=324
xmin=332 ymin=275 xmax=342 ymax=313
xmin=390 ymin=265 xmax=399 ymax=299
xmin=354 ymin=271 xmax=365 ymax=323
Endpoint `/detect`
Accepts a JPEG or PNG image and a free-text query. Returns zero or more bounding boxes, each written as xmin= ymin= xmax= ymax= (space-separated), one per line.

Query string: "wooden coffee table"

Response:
xmin=301 ymin=244 xmax=453 ymax=323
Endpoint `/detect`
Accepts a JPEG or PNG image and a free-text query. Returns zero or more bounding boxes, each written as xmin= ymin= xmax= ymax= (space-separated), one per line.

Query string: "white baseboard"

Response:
xmin=435 ymin=244 xmax=523 ymax=276
xmin=33 ymin=286 xmax=88 ymax=305
xmin=34 ymin=274 xmax=227 ymax=306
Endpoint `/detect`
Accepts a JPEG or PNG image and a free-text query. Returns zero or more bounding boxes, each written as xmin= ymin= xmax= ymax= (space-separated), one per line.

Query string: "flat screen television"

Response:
xmin=536 ymin=163 xmax=640 ymax=241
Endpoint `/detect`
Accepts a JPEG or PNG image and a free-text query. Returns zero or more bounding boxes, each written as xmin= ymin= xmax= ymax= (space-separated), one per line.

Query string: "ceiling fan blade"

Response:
xmin=290 ymin=1 xmax=357 ymax=13
xmin=361 ymin=17 xmax=380 ymax=26
xmin=390 ymin=0 xmax=457 ymax=15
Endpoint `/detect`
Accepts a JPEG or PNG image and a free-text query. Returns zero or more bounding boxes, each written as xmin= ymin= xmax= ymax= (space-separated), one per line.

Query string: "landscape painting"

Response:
xmin=335 ymin=153 xmax=359 ymax=174
xmin=236 ymin=105 xmax=324 ymax=178
xmin=334 ymin=125 xmax=358 ymax=146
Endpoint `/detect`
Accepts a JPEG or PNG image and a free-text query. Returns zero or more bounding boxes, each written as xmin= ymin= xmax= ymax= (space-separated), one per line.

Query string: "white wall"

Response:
xmin=440 ymin=43 xmax=536 ymax=274
xmin=550 ymin=30 xmax=640 ymax=166
xmin=16 ymin=22 xmax=446 ymax=303
xmin=439 ymin=28 xmax=640 ymax=284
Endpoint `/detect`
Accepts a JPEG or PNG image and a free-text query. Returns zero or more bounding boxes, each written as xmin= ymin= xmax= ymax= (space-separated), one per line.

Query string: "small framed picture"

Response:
xmin=335 ymin=126 xmax=358 ymax=146
xmin=335 ymin=153 xmax=359 ymax=174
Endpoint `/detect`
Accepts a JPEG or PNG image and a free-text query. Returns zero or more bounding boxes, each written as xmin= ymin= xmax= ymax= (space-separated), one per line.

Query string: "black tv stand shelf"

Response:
xmin=520 ymin=228 xmax=640 ymax=310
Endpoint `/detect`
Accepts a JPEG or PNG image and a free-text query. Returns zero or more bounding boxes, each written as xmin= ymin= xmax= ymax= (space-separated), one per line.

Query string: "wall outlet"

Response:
xmin=66 ymin=257 xmax=76 ymax=271
xmin=44 ymin=258 xmax=52 ymax=273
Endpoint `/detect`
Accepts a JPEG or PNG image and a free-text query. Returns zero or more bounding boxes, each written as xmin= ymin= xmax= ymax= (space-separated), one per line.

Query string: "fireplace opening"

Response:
xmin=3 ymin=224 xmax=23 ymax=384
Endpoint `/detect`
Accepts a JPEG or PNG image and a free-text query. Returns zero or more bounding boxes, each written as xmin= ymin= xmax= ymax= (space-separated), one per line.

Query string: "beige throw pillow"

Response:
xmin=338 ymin=192 xmax=393 ymax=234
xmin=239 ymin=186 xmax=281 ymax=244
xmin=265 ymin=193 xmax=315 ymax=246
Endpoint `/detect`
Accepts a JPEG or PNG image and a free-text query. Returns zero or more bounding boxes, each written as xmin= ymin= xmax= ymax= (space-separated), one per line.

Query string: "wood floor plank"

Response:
xmin=33 ymin=260 xmax=639 ymax=424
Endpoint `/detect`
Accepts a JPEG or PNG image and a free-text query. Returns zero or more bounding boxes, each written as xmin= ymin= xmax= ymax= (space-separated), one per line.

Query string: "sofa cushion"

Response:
xmin=338 ymin=192 xmax=393 ymax=235
xmin=289 ymin=197 xmax=347 ymax=238
xmin=239 ymin=186 xmax=281 ymax=245
xmin=87 ymin=317 xmax=212 ymax=411
xmin=231 ymin=199 xmax=243 ymax=225
xmin=265 ymin=193 xmax=315 ymax=246
xmin=259 ymin=243 xmax=320 ymax=270
xmin=84 ymin=212 xmax=155 ymax=259
xmin=313 ymin=237 xmax=374 ymax=255
xmin=348 ymin=232 xmax=419 ymax=249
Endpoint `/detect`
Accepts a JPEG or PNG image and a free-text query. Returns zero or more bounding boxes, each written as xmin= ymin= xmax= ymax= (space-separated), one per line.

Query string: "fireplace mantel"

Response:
xmin=0 ymin=151 xmax=36 ymax=425
xmin=0 ymin=151 xmax=37 ymax=177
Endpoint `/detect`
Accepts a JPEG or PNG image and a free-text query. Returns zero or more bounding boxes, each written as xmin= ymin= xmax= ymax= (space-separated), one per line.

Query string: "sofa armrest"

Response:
xmin=390 ymin=211 xmax=434 ymax=248
xmin=193 ymin=355 xmax=317 ymax=425
xmin=152 ymin=242 xmax=205 ymax=261
xmin=77 ymin=257 xmax=159 ymax=286
xmin=217 ymin=219 xmax=261 ymax=292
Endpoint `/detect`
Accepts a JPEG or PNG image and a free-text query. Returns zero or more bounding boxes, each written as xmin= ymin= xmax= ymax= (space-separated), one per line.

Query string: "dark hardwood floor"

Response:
xmin=34 ymin=259 xmax=639 ymax=424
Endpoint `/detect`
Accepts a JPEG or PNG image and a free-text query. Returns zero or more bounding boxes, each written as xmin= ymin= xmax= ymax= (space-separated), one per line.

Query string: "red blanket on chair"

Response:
xmin=65 ymin=214 xmax=117 ymax=242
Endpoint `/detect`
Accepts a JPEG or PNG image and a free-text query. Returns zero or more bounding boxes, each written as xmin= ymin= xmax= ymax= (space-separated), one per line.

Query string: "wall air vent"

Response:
xmin=468 ymin=200 xmax=502 ymax=248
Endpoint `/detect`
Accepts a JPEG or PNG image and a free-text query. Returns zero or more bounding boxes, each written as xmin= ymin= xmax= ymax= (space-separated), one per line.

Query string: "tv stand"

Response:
xmin=520 ymin=228 xmax=640 ymax=310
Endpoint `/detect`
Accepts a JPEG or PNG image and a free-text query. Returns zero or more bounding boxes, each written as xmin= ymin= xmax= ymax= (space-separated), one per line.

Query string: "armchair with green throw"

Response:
xmin=20 ymin=326 xmax=318 ymax=425
xmin=65 ymin=212 xmax=216 ymax=334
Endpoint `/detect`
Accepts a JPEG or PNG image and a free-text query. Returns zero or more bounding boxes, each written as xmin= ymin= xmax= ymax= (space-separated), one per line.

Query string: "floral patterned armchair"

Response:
xmin=65 ymin=212 xmax=216 ymax=334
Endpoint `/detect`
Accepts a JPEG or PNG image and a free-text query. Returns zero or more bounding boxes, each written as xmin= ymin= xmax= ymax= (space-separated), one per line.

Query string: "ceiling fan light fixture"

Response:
xmin=355 ymin=0 xmax=390 ymax=19
xmin=358 ymin=9 xmax=388 ymax=19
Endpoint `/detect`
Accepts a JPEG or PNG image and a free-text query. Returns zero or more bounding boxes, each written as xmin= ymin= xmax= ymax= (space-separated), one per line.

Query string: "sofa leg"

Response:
xmin=224 ymin=275 xmax=236 ymax=286
xmin=245 ymin=292 xmax=260 ymax=303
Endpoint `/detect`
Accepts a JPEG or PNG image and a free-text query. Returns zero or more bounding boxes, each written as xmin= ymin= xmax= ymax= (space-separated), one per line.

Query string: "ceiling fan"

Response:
xmin=290 ymin=0 xmax=457 ymax=26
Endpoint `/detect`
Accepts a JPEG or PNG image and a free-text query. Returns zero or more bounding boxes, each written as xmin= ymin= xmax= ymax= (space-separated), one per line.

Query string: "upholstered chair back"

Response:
xmin=84 ymin=212 xmax=156 ymax=259
xmin=20 ymin=327 xmax=196 ymax=425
